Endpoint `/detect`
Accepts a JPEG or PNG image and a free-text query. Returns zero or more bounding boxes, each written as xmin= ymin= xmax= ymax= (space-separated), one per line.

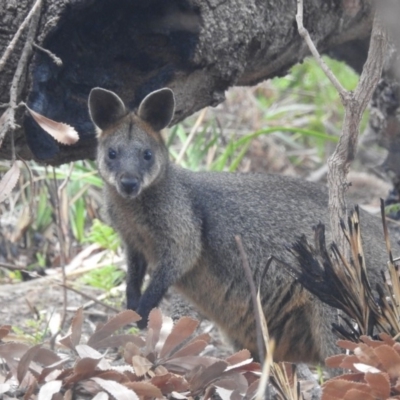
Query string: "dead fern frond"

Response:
xmin=279 ymin=203 xmax=400 ymax=341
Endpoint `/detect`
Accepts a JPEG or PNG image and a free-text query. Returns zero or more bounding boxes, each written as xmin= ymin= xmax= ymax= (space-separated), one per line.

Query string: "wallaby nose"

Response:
xmin=120 ymin=176 xmax=139 ymax=194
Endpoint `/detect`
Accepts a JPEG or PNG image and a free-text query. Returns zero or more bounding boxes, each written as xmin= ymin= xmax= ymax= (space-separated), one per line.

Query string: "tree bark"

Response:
xmin=0 ymin=0 xmax=376 ymax=165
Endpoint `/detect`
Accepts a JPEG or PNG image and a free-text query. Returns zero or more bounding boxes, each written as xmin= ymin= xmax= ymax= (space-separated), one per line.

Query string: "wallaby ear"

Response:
xmin=138 ymin=88 xmax=175 ymax=131
xmin=88 ymin=88 xmax=127 ymax=131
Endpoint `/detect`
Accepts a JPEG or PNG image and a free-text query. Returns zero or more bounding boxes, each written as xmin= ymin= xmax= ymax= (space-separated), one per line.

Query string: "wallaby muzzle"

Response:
xmin=119 ymin=174 xmax=140 ymax=197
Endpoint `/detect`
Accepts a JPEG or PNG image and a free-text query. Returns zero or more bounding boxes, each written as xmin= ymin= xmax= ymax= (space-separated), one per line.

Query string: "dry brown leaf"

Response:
xmin=374 ymin=344 xmax=400 ymax=378
xmin=159 ymin=317 xmax=199 ymax=359
xmin=147 ymin=308 xmax=163 ymax=351
xmin=70 ymin=307 xmax=84 ymax=348
xmin=124 ymin=381 xmax=164 ymax=398
xmin=189 ymin=361 xmax=229 ymax=396
xmin=214 ymin=376 xmax=248 ymax=394
xmin=337 ymin=354 xmax=361 ymax=371
xmin=364 ymin=371 xmax=390 ymax=399
xmin=123 ymin=342 xmax=142 ymax=365
xmin=325 ymin=354 xmax=359 ymax=372
xmin=59 ymin=307 xmax=83 ymax=350
xmin=343 ymin=388 xmax=375 ymax=400
xmin=75 ymin=344 xmax=103 ymax=359
xmin=168 ymin=339 xmax=209 ymax=359
xmin=17 ymin=344 xmax=42 ymax=384
xmin=131 ymin=355 xmax=153 ymax=377
xmin=38 ymin=359 xmax=70 ymax=383
xmin=326 ymin=354 xmax=347 ymax=369
xmin=323 ymin=379 xmax=373 ymax=399
xmin=244 ymin=378 xmax=261 ymax=399
xmin=150 ymin=373 xmax=189 ymax=395
xmin=88 ymin=311 xmax=141 ymax=347
xmin=10 ymin=206 xmax=32 ymax=242
xmin=96 ymin=370 xmax=130 ymax=384
xmin=24 ymin=380 xmax=38 ymax=400
xmin=224 ymin=356 xmax=255 ymax=374
xmin=75 ymin=344 xmax=111 ymax=371
xmin=336 ymin=340 xmax=359 ymax=352
xmin=91 ymin=377 xmax=139 ymax=400
xmin=328 ymin=372 xmax=367 ymax=382
xmin=166 ymin=332 xmax=211 ymax=360
xmin=91 ymin=334 xmax=145 ymax=350
xmin=154 ymin=365 xmax=169 ymax=376
xmin=37 ymin=380 xmax=62 ymax=400
xmin=354 ymin=343 xmax=381 ymax=367
xmin=0 ymin=161 xmax=21 ymax=204
xmin=379 ymin=333 xmax=396 ymax=347
xmin=226 ymin=361 xmax=261 ymax=376
xmin=165 ymin=355 xmax=221 ymax=374
xmin=33 ymin=348 xmax=63 ymax=366
xmin=153 ymin=315 xmax=174 ymax=355
xmin=73 ymin=357 xmax=102 ymax=377
xmin=25 ymin=106 xmax=79 ymax=145
xmin=360 ymin=335 xmax=387 ymax=349
xmin=0 ymin=325 xmax=11 ymax=340
xmin=0 ymin=342 xmax=30 ymax=377
xmin=225 ymin=349 xmax=252 ymax=365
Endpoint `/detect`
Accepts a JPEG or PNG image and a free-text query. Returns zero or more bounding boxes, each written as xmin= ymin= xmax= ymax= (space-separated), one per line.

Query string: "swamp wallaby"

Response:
xmin=89 ymin=87 xmax=388 ymax=365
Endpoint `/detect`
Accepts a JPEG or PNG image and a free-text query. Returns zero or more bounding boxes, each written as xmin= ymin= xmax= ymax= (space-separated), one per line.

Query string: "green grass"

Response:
xmin=169 ymin=56 xmax=363 ymax=173
xmin=85 ymin=218 xmax=121 ymax=252
xmin=79 ymin=265 xmax=124 ymax=291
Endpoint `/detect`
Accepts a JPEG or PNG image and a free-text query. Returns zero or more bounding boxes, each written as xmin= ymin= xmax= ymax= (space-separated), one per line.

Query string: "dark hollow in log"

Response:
xmin=0 ymin=0 xmax=377 ymax=165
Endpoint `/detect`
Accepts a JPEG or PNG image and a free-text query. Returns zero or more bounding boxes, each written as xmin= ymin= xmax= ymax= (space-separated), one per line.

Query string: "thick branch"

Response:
xmin=327 ymin=12 xmax=386 ymax=250
xmin=0 ymin=0 xmax=42 ymax=152
xmin=0 ymin=0 xmax=376 ymax=164
xmin=297 ymin=0 xmax=386 ymax=252
xmin=295 ymin=0 xmax=347 ymax=101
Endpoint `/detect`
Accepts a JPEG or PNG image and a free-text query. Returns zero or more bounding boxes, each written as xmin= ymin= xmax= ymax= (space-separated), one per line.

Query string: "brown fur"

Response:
xmin=89 ymin=87 xmax=389 ymax=365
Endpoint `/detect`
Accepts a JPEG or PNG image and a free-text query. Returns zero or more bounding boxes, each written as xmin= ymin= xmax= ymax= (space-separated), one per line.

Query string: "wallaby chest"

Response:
xmin=104 ymin=185 xmax=159 ymax=264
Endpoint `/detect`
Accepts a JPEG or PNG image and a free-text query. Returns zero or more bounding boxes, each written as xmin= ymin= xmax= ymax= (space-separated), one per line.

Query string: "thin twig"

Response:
xmin=32 ymin=43 xmax=63 ymax=66
xmin=0 ymin=0 xmax=43 ymax=150
xmin=18 ymin=156 xmax=36 ymax=218
xmin=176 ymin=108 xmax=208 ymax=164
xmin=355 ymin=14 xmax=386 ymax=108
xmin=327 ymin=12 xmax=386 ymax=254
xmin=235 ymin=235 xmax=265 ymax=363
xmin=52 ymin=167 xmax=68 ymax=330
xmin=60 ymin=284 xmax=120 ymax=313
xmin=296 ymin=0 xmax=386 ymax=258
xmin=0 ymin=0 xmax=42 ymax=74
xmin=296 ymin=0 xmax=347 ymax=102
xmin=0 ymin=262 xmax=27 ymax=271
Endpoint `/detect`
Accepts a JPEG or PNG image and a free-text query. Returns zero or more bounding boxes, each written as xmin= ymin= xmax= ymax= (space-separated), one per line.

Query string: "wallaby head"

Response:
xmin=88 ymin=88 xmax=175 ymax=198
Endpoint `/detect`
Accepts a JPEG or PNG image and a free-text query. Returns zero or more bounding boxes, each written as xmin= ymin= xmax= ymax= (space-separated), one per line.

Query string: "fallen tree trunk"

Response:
xmin=0 ymin=0 xmax=377 ymax=165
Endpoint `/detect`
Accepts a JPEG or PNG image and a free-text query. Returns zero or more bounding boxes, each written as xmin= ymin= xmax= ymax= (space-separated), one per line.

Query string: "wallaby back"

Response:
xmin=89 ymin=87 xmax=389 ymax=365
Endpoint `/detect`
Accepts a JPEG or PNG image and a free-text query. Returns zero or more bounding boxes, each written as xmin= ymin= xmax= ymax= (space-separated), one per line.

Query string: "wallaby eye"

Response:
xmin=143 ymin=149 xmax=152 ymax=161
xmin=108 ymin=148 xmax=117 ymax=159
